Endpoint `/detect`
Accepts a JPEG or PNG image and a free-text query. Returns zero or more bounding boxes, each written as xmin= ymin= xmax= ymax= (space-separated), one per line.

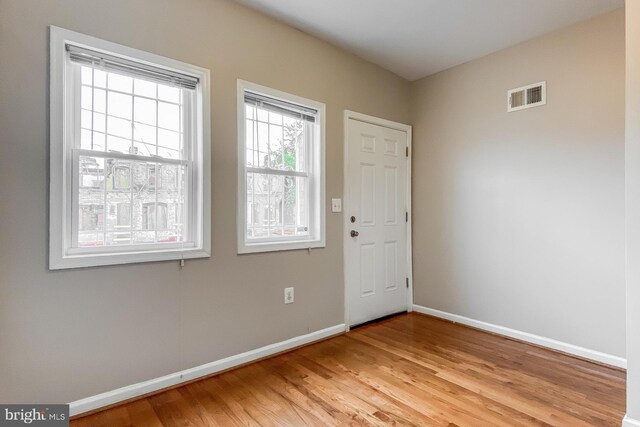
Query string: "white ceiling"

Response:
xmin=235 ymin=0 xmax=623 ymax=81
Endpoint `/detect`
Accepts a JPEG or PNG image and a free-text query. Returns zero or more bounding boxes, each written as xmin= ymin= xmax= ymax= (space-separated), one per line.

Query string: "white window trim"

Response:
xmin=236 ymin=80 xmax=326 ymax=254
xmin=49 ymin=26 xmax=211 ymax=269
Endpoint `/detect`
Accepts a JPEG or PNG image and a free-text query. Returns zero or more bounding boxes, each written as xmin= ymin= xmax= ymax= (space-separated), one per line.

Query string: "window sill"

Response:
xmin=49 ymin=247 xmax=210 ymax=270
xmin=238 ymin=239 xmax=325 ymax=254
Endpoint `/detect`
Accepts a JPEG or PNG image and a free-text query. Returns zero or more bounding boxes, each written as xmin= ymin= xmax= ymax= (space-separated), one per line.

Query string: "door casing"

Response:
xmin=343 ymin=110 xmax=413 ymax=330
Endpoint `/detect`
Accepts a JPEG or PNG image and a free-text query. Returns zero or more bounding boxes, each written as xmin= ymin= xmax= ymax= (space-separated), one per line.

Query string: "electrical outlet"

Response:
xmin=284 ymin=287 xmax=294 ymax=304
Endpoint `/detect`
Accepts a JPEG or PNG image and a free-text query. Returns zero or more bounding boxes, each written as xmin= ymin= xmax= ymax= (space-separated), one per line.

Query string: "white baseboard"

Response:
xmin=69 ymin=323 xmax=346 ymax=417
xmin=412 ymin=305 xmax=626 ymax=369
xmin=624 ymin=415 xmax=640 ymax=427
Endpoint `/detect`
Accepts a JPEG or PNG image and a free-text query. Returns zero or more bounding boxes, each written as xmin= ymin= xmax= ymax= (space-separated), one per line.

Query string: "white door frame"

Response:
xmin=343 ymin=110 xmax=413 ymax=330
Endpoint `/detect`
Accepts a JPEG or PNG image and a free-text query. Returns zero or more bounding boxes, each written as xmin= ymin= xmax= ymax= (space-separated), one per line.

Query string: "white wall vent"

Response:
xmin=507 ymin=81 xmax=546 ymax=112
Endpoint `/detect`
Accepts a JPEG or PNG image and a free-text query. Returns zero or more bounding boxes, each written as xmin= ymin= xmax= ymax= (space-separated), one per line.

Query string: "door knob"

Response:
xmin=350 ymin=230 xmax=359 ymax=237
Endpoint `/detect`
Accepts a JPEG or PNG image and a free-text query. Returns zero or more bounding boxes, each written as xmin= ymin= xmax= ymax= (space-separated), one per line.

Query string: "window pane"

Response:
xmin=257 ymin=122 xmax=269 ymax=168
xmin=80 ymin=129 xmax=92 ymax=150
xmin=80 ymin=66 xmax=185 ymax=160
xmin=93 ymin=112 xmax=106 ymax=133
xmin=267 ymin=174 xmax=284 ymax=237
xmin=160 ymin=165 xmax=179 ymax=191
xmin=244 ymin=101 xmax=307 ymax=172
xmin=93 ymin=89 xmax=106 ymax=114
xmin=116 ymin=203 xmax=131 ymax=226
xmin=284 ymin=176 xmax=297 ymax=228
xmin=77 ymin=167 xmax=105 ymax=246
xmin=133 ymin=122 xmax=157 ymax=147
xmin=287 ymin=121 xmax=306 ymax=172
xmin=246 ymin=172 xmax=309 ymax=240
xmin=105 ymin=160 xmax=133 ymax=244
xmin=92 ymin=132 xmax=106 ymax=151
xmin=108 ymin=92 xmax=132 ymax=120
xmin=257 ymin=107 xmax=268 ymax=122
xmin=79 ymin=157 xmax=104 ymax=189
xmin=110 ymin=162 xmax=131 ymax=191
xmin=94 ymin=70 xmax=107 ymax=88
xmin=77 ymin=155 xmax=187 ymax=247
xmin=108 ymin=73 xmax=133 ymax=93
xmin=81 ymin=67 xmax=93 ymax=85
xmin=245 ymin=105 xmax=255 ymax=120
xmin=107 ymin=116 xmax=132 ymax=140
xmin=158 ymin=128 xmax=180 ymax=151
xmin=79 ymin=232 xmax=104 ymax=246
xmin=158 ymin=102 xmax=180 ymax=132
xmin=268 ymin=111 xmax=283 ymax=125
xmin=81 ymin=111 xmax=106 ymax=149
xmin=81 ymin=86 xmax=93 ymax=110
xmin=134 ymin=79 xmax=156 ymax=98
xmin=294 ymin=176 xmax=310 ymax=236
xmin=134 ymin=97 xmax=157 ymax=126
xmin=269 ymin=124 xmax=284 ymax=169
xmin=134 ymin=231 xmax=155 ymax=244
xmin=158 ymin=85 xmax=180 ymax=103
xmin=245 ymin=121 xmax=255 ymax=166
xmin=81 ymin=109 xmax=92 ymax=130
xmin=246 ymin=172 xmax=263 ymax=238
xmin=78 ymin=222 xmax=101 ymax=242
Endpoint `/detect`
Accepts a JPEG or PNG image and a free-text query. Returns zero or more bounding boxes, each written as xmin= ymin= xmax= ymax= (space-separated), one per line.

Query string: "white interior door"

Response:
xmin=346 ymin=117 xmax=409 ymax=327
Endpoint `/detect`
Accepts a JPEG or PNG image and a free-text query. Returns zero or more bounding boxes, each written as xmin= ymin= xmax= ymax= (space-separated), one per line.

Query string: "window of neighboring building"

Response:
xmin=49 ymin=26 xmax=211 ymax=269
xmin=237 ymin=81 xmax=325 ymax=253
xmin=116 ymin=203 xmax=131 ymax=227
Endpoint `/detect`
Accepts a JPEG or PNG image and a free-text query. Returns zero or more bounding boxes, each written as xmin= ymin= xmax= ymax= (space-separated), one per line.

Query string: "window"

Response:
xmin=142 ymin=202 xmax=168 ymax=231
xmin=112 ymin=163 xmax=131 ymax=190
xmin=237 ymin=81 xmax=325 ymax=253
xmin=49 ymin=27 xmax=210 ymax=269
xmin=116 ymin=203 xmax=131 ymax=227
xmin=79 ymin=204 xmax=104 ymax=233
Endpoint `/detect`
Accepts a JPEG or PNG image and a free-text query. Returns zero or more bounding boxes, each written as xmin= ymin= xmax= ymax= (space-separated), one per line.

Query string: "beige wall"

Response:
xmin=410 ymin=10 xmax=626 ymax=357
xmin=0 ymin=0 xmax=410 ymax=403
xmin=0 ymin=0 xmax=628 ymax=406
xmin=626 ymin=0 xmax=640 ymax=423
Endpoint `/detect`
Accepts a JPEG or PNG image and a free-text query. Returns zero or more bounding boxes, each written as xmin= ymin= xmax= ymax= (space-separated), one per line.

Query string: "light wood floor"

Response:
xmin=71 ymin=313 xmax=626 ymax=426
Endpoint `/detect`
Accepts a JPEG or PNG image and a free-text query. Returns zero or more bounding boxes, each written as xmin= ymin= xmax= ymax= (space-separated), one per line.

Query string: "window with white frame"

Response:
xmin=237 ymin=81 xmax=325 ymax=253
xmin=49 ymin=27 xmax=210 ymax=269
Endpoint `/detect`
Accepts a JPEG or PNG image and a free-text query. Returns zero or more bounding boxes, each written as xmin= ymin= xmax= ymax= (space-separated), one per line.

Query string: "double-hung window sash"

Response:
xmin=67 ymin=44 xmax=198 ymax=252
xmin=243 ymin=92 xmax=318 ymax=242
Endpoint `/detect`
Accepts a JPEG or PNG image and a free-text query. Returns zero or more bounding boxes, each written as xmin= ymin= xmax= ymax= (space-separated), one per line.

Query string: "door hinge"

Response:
xmin=406 ymin=211 xmax=408 ymax=222
xmin=406 ymin=146 xmax=409 ymax=157
xmin=406 ymin=278 xmax=409 ymax=288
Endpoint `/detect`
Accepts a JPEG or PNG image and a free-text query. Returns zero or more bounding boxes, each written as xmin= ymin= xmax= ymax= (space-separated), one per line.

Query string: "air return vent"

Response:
xmin=507 ymin=81 xmax=546 ymax=112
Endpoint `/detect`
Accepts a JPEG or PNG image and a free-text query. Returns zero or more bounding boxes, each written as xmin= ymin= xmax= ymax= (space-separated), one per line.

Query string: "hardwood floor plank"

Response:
xmin=360 ymin=317 xmax=618 ymax=426
xmin=252 ymin=362 xmax=359 ymax=425
xmin=320 ymin=336 xmax=542 ymax=426
xmin=71 ymin=313 xmax=626 ymax=426
xmin=293 ymin=351 xmax=438 ymax=426
xmin=358 ymin=316 xmax=624 ymax=425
